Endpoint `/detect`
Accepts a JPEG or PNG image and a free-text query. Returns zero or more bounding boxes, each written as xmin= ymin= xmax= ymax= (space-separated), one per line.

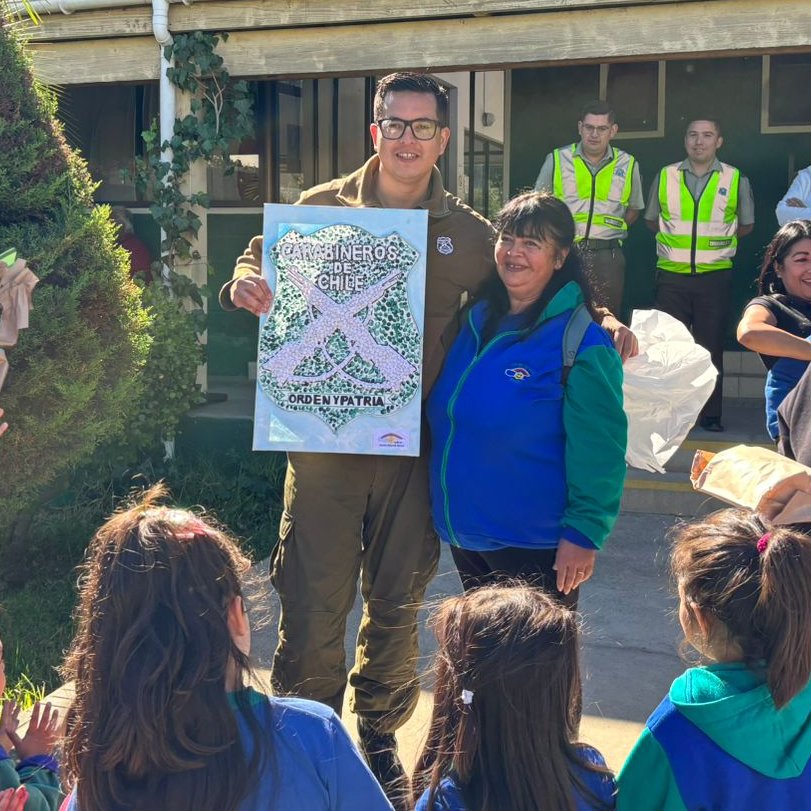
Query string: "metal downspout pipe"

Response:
xmin=152 ymin=0 xmax=178 ymax=459
xmin=152 ymin=0 xmax=173 ymax=274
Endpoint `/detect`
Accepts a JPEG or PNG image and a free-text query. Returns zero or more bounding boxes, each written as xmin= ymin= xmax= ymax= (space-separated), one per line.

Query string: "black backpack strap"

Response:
xmin=561 ymin=303 xmax=592 ymax=386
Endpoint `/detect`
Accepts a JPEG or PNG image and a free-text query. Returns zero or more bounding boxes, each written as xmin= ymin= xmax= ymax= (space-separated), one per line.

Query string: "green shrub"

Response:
xmin=0 ymin=21 xmax=151 ymax=536
xmin=114 ymin=282 xmax=204 ymax=455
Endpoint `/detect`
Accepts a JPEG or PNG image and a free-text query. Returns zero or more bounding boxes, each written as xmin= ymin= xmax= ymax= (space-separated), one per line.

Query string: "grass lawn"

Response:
xmin=0 ymin=444 xmax=286 ymax=693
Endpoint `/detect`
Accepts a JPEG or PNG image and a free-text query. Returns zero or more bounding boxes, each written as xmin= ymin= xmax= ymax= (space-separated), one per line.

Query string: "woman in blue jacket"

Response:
xmin=427 ymin=192 xmax=627 ymax=605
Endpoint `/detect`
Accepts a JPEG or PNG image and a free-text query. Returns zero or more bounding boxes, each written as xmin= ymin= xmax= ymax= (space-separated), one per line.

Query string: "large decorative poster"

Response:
xmin=252 ymin=204 xmax=428 ymax=456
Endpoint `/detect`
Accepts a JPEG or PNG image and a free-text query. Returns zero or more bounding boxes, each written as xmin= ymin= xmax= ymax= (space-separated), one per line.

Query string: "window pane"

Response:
xmin=277 ymin=80 xmax=306 ymax=203
xmin=768 ymin=54 xmax=811 ymax=127
xmin=59 ymin=84 xmax=158 ymax=201
xmin=208 ymin=82 xmax=262 ymax=204
xmin=336 ymin=78 xmax=368 ymax=176
xmin=606 ymin=62 xmax=659 ymax=132
xmin=468 ymin=133 xmax=503 ymax=220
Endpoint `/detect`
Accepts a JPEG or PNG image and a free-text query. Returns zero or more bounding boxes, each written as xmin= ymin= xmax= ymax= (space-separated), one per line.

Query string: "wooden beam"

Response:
xmin=218 ymin=0 xmax=811 ymax=77
xmin=24 ymin=0 xmax=707 ymax=43
xmin=29 ymin=0 xmax=811 ymax=85
xmin=23 ymin=7 xmax=153 ymax=41
xmin=30 ymin=37 xmax=158 ymax=83
xmin=169 ymin=0 xmax=694 ymax=33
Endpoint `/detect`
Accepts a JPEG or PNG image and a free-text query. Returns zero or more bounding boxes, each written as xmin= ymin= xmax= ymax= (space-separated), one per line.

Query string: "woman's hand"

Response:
xmin=758 ymin=472 xmax=811 ymax=522
xmin=600 ymin=314 xmax=639 ymax=362
xmin=553 ymin=539 xmax=597 ymax=595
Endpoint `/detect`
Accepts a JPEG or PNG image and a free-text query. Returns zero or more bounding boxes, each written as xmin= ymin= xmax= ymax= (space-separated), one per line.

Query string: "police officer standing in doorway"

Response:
xmin=645 ymin=117 xmax=755 ymax=432
xmin=535 ymin=100 xmax=644 ymax=315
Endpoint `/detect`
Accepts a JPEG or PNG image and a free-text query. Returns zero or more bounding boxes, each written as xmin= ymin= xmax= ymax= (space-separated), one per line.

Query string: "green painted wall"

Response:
xmin=207 ymin=213 xmax=263 ymax=376
xmin=130 ymin=211 xmax=262 ymax=377
xmin=510 ymin=57 xmax=811 ymax=343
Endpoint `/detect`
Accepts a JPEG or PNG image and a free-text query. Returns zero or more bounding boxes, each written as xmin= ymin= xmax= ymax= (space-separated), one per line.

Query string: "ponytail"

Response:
xmin=757 ymin=529 xmax=811 ymax=707
xmin=672 ymin=510 xmax=811 ymax=708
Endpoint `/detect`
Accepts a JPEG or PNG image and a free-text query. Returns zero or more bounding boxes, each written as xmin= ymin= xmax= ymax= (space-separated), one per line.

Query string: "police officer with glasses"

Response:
xmin=535 ymin=100 xmax=644 ymax=315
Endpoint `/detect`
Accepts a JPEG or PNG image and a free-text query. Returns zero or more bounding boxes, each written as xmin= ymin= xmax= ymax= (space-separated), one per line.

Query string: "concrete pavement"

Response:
xmin=246 ymin=509 xmax=686 ymax=774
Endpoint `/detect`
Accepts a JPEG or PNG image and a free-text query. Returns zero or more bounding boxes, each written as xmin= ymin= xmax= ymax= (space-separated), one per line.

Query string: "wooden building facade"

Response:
xmin=26 ymin=0 xmax=811 ymax=388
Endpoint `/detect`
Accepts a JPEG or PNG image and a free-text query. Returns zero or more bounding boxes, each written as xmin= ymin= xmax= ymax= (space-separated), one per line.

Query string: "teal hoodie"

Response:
xmin=617 ymin=663 xmax=811 ymax=810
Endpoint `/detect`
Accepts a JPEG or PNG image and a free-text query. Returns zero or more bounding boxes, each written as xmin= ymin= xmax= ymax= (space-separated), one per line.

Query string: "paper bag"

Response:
xmin=690 ymin=444 xmax=811 ymax=525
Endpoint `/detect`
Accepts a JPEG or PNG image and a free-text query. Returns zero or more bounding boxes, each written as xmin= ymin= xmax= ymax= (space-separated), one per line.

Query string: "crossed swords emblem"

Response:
xmin=263 ymin=265 xmax=416 ymax=389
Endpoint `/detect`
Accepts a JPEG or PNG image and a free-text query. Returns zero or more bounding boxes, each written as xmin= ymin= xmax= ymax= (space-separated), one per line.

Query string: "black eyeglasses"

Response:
xmin=376 ymin=118 xmax=443 ymax=141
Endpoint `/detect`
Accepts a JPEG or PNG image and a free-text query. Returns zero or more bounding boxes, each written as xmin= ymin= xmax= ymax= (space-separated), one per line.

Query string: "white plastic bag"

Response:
xmin=623 ymin=309 xmax=718 ymax=473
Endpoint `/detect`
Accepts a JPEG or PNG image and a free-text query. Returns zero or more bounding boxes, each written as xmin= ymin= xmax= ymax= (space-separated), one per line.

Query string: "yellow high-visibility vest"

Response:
xmin=656 ymin=162 xmax=740 ymax=273
xmin=552 ymin=144 xmax=634 ymax=241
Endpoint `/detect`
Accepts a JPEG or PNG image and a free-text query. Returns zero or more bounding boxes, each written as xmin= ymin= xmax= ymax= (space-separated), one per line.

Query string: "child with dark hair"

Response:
xmin=0 ymin=641 xmax=60 ymax=811
xmin=412 ymin=584 xmax=615 ymax=811
xmin=59 ymin=485 xmax=393 ymax=811
xmin=617 ymin=510 xmax=811 ymax=810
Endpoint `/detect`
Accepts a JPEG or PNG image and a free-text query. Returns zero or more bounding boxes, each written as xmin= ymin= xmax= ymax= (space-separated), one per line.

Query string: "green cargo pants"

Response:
xmin=270 ymin=448 xmax=440 ymax=734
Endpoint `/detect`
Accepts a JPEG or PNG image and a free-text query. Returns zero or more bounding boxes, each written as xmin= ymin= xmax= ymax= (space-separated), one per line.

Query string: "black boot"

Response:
xmin=358 ymin=721 xmax=409 ymax=811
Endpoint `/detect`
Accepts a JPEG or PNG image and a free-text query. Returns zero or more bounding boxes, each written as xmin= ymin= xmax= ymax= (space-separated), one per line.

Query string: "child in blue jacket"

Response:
xmin=617 ymin=510 xmax=811 ymax=810
xmin=58 ymin=485 xmax=393 ymax=811
xmin=412 ymin=583 xmax=615 ymax=811
xmin=0 ymin=641 xmax=60 ymax=811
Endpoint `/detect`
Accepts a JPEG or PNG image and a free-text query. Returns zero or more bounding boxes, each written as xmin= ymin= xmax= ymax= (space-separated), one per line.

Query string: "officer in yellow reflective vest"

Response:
xmin=645 ymin=118 xmax=755 ymax=432
xmin=535 ymin=100 xmax=644 ymax=315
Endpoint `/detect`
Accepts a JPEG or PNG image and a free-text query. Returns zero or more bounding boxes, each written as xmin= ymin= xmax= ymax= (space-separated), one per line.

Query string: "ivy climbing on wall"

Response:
xmin=123 ymin=31 xmax=255 ymax=452
xmin=134 ymin=31 xmax=254 ymax=286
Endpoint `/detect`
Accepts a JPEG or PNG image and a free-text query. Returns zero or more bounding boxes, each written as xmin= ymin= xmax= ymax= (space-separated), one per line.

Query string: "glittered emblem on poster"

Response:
xmin=253 ymin=204 xmax=427 ymax=456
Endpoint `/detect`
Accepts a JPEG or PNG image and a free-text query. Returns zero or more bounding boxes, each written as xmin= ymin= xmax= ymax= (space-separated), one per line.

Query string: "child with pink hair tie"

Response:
xmin=617 ymin=510 xmax=811 ymax=810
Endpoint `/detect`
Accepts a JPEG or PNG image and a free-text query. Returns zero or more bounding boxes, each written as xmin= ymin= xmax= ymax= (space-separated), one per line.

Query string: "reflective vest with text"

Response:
xmin=552 ymin=144 xmax=634 ymax=241
xmin=656 ymin=162 xmax=740 ymax=274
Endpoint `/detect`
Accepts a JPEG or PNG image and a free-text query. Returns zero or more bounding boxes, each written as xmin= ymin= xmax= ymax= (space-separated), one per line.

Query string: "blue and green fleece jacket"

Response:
xmin=426 ymin=281 xmax=627 ymax=551
xmin=0 ymin=746 xmax=59 ymax=811
xmin=617 ymin=663 xmax=811 ymax=811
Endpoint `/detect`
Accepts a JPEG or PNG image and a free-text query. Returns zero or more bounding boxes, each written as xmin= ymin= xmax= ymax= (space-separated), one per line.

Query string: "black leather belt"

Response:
xmin=578 ymin=238 xmax=621 ymax=250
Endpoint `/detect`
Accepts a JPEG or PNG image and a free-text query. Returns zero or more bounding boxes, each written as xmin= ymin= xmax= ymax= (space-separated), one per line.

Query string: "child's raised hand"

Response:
xmin=0 ymin=786 xmax=28 ymax=811
xmin=8 ymin=702 xmax=59 ymax=760
xmin=0 ymin=701 xmax=20 ymax=752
